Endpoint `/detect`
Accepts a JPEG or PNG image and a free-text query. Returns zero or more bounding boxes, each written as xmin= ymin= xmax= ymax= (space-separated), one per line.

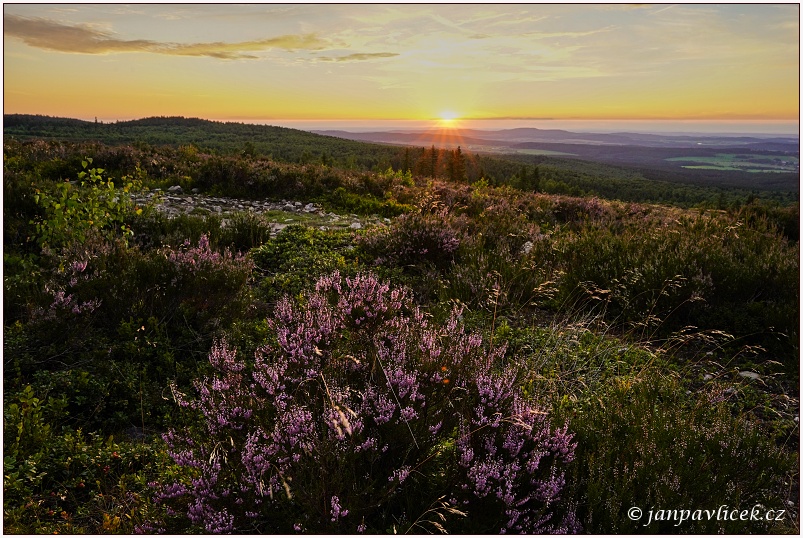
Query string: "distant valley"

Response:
xmin=313 ymin=127 xmax=800 ymax=175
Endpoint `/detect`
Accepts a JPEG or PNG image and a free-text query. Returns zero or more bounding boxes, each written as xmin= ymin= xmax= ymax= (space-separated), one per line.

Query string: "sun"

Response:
xmin=437 ymin=111 xmax=461 ymax=128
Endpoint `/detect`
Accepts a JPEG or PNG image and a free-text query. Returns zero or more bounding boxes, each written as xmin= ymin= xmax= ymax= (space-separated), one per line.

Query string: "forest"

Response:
xmin=3 ymin=116 xmax=800 ymax=533
xmin=5 ymin=114 xmax=800 ymax=209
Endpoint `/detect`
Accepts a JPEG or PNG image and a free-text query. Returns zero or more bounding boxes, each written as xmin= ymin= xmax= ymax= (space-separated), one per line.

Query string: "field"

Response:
xmin=3 ymin=121 xmax=800 ymax=534
xmin=667 ymin=153 xmax=800 ymax=173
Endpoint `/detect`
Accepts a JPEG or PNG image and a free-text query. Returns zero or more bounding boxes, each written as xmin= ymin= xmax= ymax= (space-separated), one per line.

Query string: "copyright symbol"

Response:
xmin=628 ymin=507 xmax=642 ymax=521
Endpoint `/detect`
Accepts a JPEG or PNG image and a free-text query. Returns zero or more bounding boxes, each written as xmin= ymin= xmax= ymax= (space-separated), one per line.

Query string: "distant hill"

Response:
xmin=4 ymin=114 xmax=799 ymax=205
xmin=312 ymin=127 xmax=799 ymax=152
xmin=3 ymin=114 xmax=411 ymax=170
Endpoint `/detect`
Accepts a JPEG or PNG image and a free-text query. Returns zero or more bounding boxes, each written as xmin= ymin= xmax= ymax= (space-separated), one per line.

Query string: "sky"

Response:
xmin=3 ymin=3 xmax=800 ymax=134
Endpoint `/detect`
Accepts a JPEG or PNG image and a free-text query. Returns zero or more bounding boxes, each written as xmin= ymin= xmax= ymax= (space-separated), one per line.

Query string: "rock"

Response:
xmin=185 ymin=197 xmax=193 ymax=204
xmin=283 ymin=203 xmax=296 ymax=211
xmin=703 ymin=374 xmax=714 ymax=381
xmin=191 ymin=188 xmax=200 ymax=194
xmin=167 ymin=185 xmax=183 ymax=193
xmin=738 ymin=371 xmax=760 ymax=381
xmin=521 ymin=241 xmax=534 ymax=255
xmin=294 ymin=202 xmax=302 ymax=207
xmin=304 ymin=203 xmax=316 ymax=212
xmin=350 ymin=222 xmax=362 ymax=230
xmin=213 ymin=206 xmax=223 ymax=213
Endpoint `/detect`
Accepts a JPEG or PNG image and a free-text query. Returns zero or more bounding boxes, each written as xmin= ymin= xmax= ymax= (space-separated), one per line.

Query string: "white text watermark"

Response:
xmin=627 ymin=505 xmax=786 ymax=527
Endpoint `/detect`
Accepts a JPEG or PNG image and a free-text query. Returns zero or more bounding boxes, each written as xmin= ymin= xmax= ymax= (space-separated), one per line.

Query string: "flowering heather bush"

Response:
xmin=142 ymin=271 xmax=579 ymax=534
xmin=358 ymin=210 xmax=461 ymax=270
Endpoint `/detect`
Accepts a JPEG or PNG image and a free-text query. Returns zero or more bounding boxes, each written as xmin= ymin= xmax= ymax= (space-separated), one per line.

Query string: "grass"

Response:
xmin=666 ymin=153 xmax=799 ymax=173
xmin=3 ymin=138 xmax=798 ymax=534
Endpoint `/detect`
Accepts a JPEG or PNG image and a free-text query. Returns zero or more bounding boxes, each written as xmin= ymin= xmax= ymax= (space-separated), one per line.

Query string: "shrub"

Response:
xmin=30 ymin=158 xmax=143 ymax=251
xmin=142 ymin=272 xmax=579 ymax=534
xmin=554 ymin=214 xmax=799 ymax=355
xmin=558 ymin=373 xmax=796 ymax=533
xmin=251 ymin=225 xmax=355 ymax=303
xmin=358 ymin=210 xmax=461 ymax=271
xmin=3 ymin=385 xmax=165 ymax=534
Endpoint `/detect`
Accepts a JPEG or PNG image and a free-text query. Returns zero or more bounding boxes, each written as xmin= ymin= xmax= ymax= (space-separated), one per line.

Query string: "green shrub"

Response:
xmin=4 ymin=384 xmax=167 ymax=534
xmin=30 ymin=158 xmax=143 ymax=251
xmin=554 ymin=215 xmax=799 ymax=356
xmin=324 ymin=186 xmax=412 ymax=217
xmin=558 ymin=373 xmax=796 ymax=533
xmin=251 ymin=225 xmax=356 ymax=302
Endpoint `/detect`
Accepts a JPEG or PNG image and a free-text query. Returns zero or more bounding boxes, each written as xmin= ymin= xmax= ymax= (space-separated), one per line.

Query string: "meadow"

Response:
xmin=666 ymin=153 xmax=800 ymax=173
xmin=3 ymin=126 xmax=799 ymax=533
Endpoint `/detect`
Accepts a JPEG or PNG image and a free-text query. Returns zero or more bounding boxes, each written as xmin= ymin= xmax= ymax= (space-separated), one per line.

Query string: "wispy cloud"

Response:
xmin=3 ymin=14 xmax=328 ymax=59
xmin=319 ymin=52 xmax=399 ymax=62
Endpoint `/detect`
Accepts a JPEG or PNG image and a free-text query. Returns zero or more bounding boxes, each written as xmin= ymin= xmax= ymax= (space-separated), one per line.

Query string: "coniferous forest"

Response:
xmin=3 ymin=116 xmax=800 ymax=533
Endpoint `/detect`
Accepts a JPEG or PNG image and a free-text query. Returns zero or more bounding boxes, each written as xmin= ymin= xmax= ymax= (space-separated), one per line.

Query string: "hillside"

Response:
xmin=3 ymin=133 xmax=799 ymax=533
xmin=4 ymin=114 xmax=799 ymax=208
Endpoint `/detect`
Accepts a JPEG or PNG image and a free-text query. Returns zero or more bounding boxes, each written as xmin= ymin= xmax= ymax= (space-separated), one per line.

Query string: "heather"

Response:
xmin=3 ymin=138 xmax=799 ymax=533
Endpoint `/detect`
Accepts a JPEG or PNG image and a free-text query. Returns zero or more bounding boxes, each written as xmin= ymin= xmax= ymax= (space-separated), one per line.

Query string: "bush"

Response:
xmin=554 ymin=214 xmax=799 ymax=355
xmin=142 ymin=272 xmax=579 ymax=533
xmin=251 ymin=225 xmax=356 ymax=303
xmin=358 ymin=210 xmax=461 ymax=271
xmin=558 ymin=373 xmax=796 ymax=533
xmin=3 ymin=385 xmax=165 ymax=534
xmin=30 ymin=158 xmax=143 ymax=250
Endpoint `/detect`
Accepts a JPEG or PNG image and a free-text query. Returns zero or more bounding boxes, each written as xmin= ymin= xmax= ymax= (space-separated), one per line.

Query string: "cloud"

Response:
xmin=3 ymin=14 xmax=328 ymax=59
xmin=318 ymin=52 xmax=399 ymax=62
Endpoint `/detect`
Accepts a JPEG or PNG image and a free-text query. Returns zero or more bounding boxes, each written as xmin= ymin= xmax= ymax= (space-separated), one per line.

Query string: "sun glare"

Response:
xmin=437 ymin=111 xmax=460 ymax=128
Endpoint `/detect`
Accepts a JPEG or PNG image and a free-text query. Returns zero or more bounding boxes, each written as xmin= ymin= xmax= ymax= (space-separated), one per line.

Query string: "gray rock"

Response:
xmin=738 ymin=371 xmax=760 ymax=381
xmin=703 ymin=374 xmax=714 ymax=381
xmin=521 ymin=241 xmax=534 ymax=255
xmin=350 ymin=222 xmax=362 ymax=230
xmin=214 ymin=206 xmax=223 ymax=213
xmin=167 ymin=185 xmax=183 ymax=193
xmin=191 ymin=188 xmax=200 ymax=194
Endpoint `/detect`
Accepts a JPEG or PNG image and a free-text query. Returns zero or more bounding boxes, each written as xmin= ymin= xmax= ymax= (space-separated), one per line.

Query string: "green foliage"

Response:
xmin=555 ymin=214 xmax=799 ymax=357
xmin=30 ymin=158 xmax=143 ymax=251
xmin=4 ymin=383 xmax=167 ymax=534
xmin=326 ymin=186 xmax=412 ymax=217
xmin=3 ymin=138 xmax=798 ymax=535
xmin=251 ymin=225 xmax=356 ymax=302
xmin=558 ymin=373 xmax=796 ymax=533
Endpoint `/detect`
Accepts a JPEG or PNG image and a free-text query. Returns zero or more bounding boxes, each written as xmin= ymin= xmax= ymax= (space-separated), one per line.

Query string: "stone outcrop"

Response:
xmin=132 ymin=188 xmax=382 ymax=235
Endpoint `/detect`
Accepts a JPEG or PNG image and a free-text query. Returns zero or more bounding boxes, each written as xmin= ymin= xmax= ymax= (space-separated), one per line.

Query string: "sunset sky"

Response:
xmin=3 ymin=3 xmax=800 ymax=133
